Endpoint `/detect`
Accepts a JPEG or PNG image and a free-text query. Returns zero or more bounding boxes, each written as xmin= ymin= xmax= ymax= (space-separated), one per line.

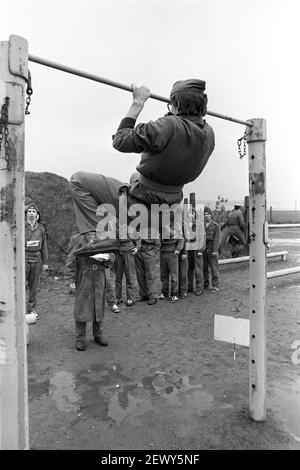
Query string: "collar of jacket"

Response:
xmin=26 ymin=222 xmax=39 ymax=231
xmin=176 ymin=114 xmax=205 ymax=126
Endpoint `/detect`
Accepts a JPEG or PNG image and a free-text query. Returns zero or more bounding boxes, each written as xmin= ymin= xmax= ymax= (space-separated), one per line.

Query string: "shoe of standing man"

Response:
xmin=94 ymin=335 xmax=108 ymax=346
xmin=147 ymin=295 xmax=157 ymax=305
xmin=76 ymin=339 xmax=86 ymax=351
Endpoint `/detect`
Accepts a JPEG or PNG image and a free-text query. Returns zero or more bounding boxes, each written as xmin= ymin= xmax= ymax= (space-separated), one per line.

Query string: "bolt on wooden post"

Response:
xmin=0 ymin=35 xmax=29 ymax=449
xmin=246 ymin=118 xmax=267 ymax=422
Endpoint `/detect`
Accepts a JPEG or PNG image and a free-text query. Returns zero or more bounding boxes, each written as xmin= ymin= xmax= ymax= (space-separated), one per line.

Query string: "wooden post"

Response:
xmin=0 ymin=35 xmax=29 ymax=449
xmin=189 ymin=192 xmax=196 ymax=210
xmin=246 ymin=118 xmax=267 ymax=422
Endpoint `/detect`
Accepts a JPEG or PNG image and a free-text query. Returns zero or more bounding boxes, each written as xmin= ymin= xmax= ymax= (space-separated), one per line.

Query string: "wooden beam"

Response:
xmin=0 ymin=35 xmax=29 ymax=449
xmin=219 ymin=251 xmax=288 ymax=265
xmin=247 ymin=118 xmax=267 ymax=422
xmin=267 ymin=266 xmax=300 ymax=279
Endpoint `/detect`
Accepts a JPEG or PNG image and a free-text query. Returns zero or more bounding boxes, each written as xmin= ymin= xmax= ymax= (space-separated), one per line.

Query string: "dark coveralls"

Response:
xmin=105 ymin=266 xmax=117 ymax=307
xmin=134 ymin=239 xmax=158 ymax=300
xmin=64 ymin=234 xmax=114 ymax=341
xmin=69 ymin=114 xmax=215 ymax=239
xmin=203 ymin=221 xmax=220 ymax=289
xmin=178 ymin=211 xmax=206 ymax=295
xmin=222 ymin=208 xmax=246 ymax=257
xmin=114 ymin=240 xmax=136 ymax=302
xmin=25 ymin=222 xmax=48 ymax=314
xmin=187 ymin=238 xmax=206 ymax=293
xmin=160 ymin=238 xmax=184 ymax=297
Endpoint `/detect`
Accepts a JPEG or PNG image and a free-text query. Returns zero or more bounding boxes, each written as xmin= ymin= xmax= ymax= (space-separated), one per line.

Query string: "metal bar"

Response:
xmin=267 ymin=266 xmax=300 ymax=279
xmin=269 ymin=224 xmax=300 ymax=229
xmin=247 ymin=118 xmax=267 ymax=422
xmin=219 ymin=251 xmax=288 ymax=265
xmin=28 ymin=54 xmax=252 ymax=127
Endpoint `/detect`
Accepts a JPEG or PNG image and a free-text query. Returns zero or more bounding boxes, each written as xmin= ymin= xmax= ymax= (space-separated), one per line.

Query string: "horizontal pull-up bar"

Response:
xmin=28 ymin=54 xmax=252 ymax=127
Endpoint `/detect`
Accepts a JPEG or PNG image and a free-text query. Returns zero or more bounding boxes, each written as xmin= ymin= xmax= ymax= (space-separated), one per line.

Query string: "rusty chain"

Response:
xmin=237 ymin=134 xmax=247 ymax=159
xmin=0 ymin=97 xmax=10 ymax=160
xmin=0 ymin=70 xmax=32 ymax=163
xmin=237 ymin=129 xmax=252 ymax=159
xmin=25 ymin=69 xmax=33 ymax=115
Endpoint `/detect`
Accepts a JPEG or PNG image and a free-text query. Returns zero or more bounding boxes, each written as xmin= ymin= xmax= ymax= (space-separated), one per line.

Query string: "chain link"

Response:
xmin=237 ymin=129 xmax=252 ymax=159
xmin=0 ymin=97 xmax=10 ymax=160
xmin=237 ymin=135 xmax=247 ymax=159
xmin=25 ymin=69 xmax=33 ymax=115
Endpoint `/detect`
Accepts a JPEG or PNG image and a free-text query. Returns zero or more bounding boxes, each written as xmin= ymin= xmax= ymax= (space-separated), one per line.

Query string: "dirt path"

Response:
xmin=27 ymin=229 xmax=300 ymax=450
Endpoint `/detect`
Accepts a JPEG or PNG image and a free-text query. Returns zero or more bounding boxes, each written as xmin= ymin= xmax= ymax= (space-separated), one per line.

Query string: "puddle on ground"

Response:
xmin=105 ymin=372 xmax=214 ymax=425
xmin=107 ymin=387 xmax=153 ymax=426
xmin=47 ymin=366 xmax=215 ymax=425
xmin=42 ymin=365 xmax=300 ymax=440
xmin=49 ymin=370 xmax=80 ymax=413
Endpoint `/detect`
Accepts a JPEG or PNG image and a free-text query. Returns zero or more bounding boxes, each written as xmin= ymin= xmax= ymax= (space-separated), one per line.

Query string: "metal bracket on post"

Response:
xmin=8 ymin=35 xmax=28 ymax=81
xmin=246 ymin=118 xmax=267 ymax=422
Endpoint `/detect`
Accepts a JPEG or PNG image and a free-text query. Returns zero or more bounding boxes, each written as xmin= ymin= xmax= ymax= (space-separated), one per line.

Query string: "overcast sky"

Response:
xmin=2 ymin=0 xmax=300 ymax=208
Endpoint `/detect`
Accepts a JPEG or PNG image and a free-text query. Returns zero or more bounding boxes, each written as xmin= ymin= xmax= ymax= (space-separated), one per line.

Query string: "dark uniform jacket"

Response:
xmin=228 ymin=209 xmax=245 ymax=230
xmin=25 ymin=223 xmax=48 ymax=263
xmin=205 ymin=221 xmax=220 ymax=252
xmin=113 ymin=115 xmax=215 ymax=190
xmin=64 ymin=234 xmax=115 ymax=323
xmin=183 ymin=217 xmax=206 ymax=253
xmin=139 ymin=239 xmax=158 ymax=252
xmin=161 ymin=238 xmax=184 ymax=253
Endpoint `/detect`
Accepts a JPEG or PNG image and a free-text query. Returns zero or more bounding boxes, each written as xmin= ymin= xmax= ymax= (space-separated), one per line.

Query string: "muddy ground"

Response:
xmin=27 ymin=227 xmax=300 ymax=450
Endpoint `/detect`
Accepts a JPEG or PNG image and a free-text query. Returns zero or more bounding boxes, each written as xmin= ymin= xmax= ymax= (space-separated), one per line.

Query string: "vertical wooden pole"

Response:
xmin=189 ymin=192 xmax=196 ymax=210
xmin=0 ymin=35 xmax=29 ymax=449
xmin=246 ymin=118 xmax=267 ymax=421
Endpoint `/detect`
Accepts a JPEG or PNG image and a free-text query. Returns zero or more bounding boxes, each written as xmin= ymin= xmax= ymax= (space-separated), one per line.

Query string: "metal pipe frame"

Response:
xmin=219 ymin=251 xmax=288 ymax=265
xmin=269 ymin=224 xmax=300 ymax=229
xmin=267 ymin=266 xmax=300 ymax=279
xmin=28 ymin=54 xmax=252 ymax=127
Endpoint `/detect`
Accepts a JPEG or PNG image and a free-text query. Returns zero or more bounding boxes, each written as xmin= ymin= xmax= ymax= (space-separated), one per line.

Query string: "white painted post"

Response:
xmin=0 ymin=35 xmax=29 ymax=449
xmin=246 ymin=118 xmax=267 ymax=421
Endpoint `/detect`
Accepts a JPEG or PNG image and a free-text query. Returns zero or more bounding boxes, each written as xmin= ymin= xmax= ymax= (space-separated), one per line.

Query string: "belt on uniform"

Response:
xmin=84 ymin=264 xmax=102 ymax=272
xmin=138 ymin=173 xmax=183 ymax=194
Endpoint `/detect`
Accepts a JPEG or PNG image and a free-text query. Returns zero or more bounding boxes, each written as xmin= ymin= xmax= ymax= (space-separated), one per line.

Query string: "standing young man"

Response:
xmin=25 ymin=203 xmax=48 ymax=320
xmin=134 ymin=238 xmax=158 ymax=305
xmin=186 ymin=209 xmax=206 ymax=296
xmin=69 ymin=79 xmax=215 ymax=246
xmin=203 ymin=206 xmax=220 ymax=292
xmin=114 ymin=240 xmax=137 ymax=307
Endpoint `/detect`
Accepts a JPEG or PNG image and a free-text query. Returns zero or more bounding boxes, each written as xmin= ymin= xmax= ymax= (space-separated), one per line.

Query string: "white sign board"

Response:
xmin=214 ymin=315 xmax=250 ymax=347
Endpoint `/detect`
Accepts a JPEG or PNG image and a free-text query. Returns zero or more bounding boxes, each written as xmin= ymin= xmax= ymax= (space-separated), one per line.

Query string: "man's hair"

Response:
xmin=170 ymin=90 xmax=208 ymax=117
xmin=204 ymin=206 xmax=212 ymax=215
